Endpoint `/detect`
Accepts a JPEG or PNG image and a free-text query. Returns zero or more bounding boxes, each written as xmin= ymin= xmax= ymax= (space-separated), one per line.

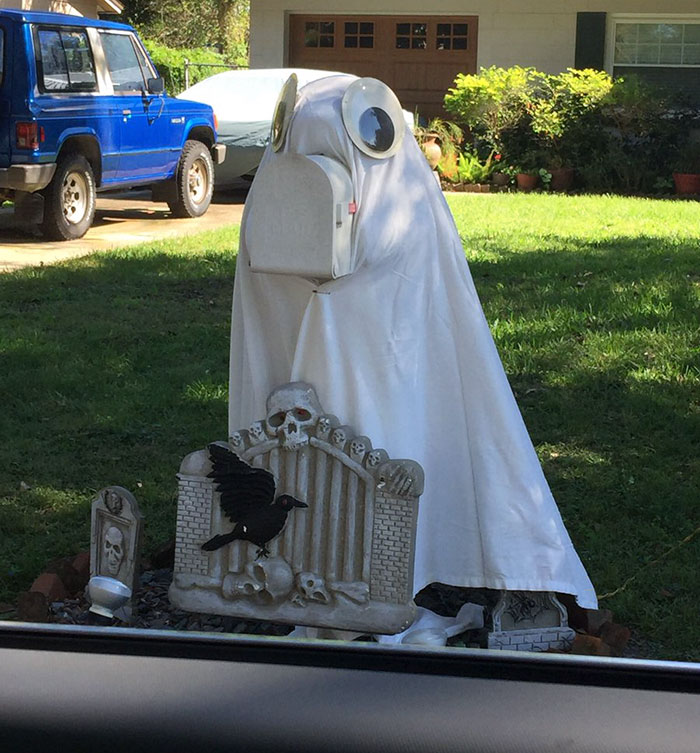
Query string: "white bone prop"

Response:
xmin=228 ymin=75 xmax=598 ymax=610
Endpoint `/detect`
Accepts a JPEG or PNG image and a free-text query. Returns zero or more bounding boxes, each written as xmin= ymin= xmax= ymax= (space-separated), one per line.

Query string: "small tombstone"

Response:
xmin=487 ymin=591 xmax=575 ymax=652
xmin=170 ymin=382 xmax=423 ymax=635
xmin=90 ymin=486 xmax=144 ymax=611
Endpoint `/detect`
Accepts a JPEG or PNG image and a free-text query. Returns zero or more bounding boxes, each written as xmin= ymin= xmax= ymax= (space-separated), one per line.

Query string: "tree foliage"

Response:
xmin=122 ymin=0 xmax=249 ymax=63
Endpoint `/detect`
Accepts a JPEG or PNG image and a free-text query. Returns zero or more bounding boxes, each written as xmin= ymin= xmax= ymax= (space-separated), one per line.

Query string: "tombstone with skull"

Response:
xmin=90 ymin=486 xmax=143 ymax=600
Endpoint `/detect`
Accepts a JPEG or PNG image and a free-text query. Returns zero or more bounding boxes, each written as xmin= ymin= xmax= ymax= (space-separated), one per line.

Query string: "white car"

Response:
xmin=178 ymin=68 xmax=414 ymax=186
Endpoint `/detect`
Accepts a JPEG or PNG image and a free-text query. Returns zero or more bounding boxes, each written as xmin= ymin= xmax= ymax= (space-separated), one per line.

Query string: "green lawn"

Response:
xmin=1 ymin=194 xmax=698 ymax=661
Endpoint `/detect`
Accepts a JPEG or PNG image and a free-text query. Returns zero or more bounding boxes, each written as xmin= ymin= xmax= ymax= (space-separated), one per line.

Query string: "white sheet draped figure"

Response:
xmin=228 ymin=75 xmax=598 ymax=609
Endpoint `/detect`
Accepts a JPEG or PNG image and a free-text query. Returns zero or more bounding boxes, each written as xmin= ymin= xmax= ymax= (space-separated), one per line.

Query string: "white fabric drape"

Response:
xmin=228 ymin=75 xmax=597 ymax=609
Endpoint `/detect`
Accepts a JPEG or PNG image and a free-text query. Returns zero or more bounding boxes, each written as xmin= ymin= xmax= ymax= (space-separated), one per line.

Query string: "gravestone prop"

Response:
xmin=170 ymin=382 xmax=423 ymax=634
xmin=89 ymin=486 xmax=143 ymax=620
xmin=487 ymin=591 xmax=575 ymax=652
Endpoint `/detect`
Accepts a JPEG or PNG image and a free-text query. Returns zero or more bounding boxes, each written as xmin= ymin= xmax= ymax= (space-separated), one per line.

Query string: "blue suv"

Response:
xmin=0 ymin=9 xmax=225 ymax=240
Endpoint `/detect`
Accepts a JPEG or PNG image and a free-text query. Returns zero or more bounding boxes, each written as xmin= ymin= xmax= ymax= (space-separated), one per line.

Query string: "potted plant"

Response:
xmin=451 ymin=148 xmax=496 ymax=190
xmin=414 ymin=117 xmax=463 ymax=171
xmin=672 ymin=142 xmax=700 ymax=195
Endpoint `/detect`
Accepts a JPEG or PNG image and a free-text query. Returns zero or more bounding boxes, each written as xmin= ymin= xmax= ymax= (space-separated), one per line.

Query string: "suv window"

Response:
xmin=99 ymin=31 xmax=146 ymax=92
xmin=36 ymin=27 xmax=97 ymax=92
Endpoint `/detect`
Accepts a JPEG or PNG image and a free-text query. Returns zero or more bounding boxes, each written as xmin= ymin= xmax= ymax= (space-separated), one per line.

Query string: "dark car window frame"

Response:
xmin=98 ymin=29 xmax=148 ymax=95
xmin=32 ymin=24 xmax=98 ymax=95
xmin=0 ymin=27 xmax=5 ymax=87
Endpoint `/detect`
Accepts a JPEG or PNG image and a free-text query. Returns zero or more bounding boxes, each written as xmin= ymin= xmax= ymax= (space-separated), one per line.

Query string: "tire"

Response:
xmin=168 ymin=140 xmax=214 ymax=218
xmin=40 ymin=153 xmax=96 ymax=241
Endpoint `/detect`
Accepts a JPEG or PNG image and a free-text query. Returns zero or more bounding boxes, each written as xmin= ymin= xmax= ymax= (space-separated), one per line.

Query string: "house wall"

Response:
xmin=250 ymin=0 xmax=700 ymax=73
xmin=0 ymin=0 xmax=106 ymax=18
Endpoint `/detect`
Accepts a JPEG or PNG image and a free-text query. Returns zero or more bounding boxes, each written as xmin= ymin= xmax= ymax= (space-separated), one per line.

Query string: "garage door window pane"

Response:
xmin=305 ymin=21 xmax=334 ymax=48
xmin=397 ymin=21 xmax=427 ymax=50
xmin=437 ymin=23 xmax=468 ymax=52
xmin=345 ymin=21 xmax=373 ymax=49
xmin=396 ymin=23 xmax=410 ymax=35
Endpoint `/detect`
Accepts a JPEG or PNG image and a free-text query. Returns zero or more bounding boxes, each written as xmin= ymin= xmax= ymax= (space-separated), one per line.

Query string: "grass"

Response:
xmin=1 ymin=193 xmax=699 ymax=660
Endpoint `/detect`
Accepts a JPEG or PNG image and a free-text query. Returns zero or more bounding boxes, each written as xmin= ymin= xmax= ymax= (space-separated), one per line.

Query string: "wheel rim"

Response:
xmin=187 ymin=158 xmax=209 ymax=205
xmin=62 ymin=171 xmax=90 ymax=225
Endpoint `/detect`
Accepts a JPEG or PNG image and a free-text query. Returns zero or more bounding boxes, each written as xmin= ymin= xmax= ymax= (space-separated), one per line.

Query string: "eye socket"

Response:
xmin=293 ymin=408 xmax=312 ymax=421
xmin=271 ymin=73 xmax=298 ymax=152
xmin=341 ymin=77 xmax=405 ymax=159
xmin=268 ymin=411 xmax=286 ymax=427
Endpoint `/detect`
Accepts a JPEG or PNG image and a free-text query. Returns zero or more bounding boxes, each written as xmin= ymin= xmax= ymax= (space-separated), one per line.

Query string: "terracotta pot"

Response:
xmin=421 ymin=136 xmax=442 ymax=170
xmin=516 ymin=172 xmax=539 ymax=191
xmin=549 ymin=167 xmax=575 ymax=192
xmin=492 ymin=172 xmax=510 ymax=187
xmin=672 ymin=172 xmax=700 ymax=195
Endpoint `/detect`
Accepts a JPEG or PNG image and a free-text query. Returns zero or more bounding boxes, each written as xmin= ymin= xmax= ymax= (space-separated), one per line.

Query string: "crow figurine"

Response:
xmin=201 ymin=443 xmax=307 ymax=558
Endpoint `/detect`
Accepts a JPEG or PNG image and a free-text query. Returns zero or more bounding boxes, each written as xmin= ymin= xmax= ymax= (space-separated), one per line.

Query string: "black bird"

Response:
xmin=201 ymin=443 xmax=307 ymax=558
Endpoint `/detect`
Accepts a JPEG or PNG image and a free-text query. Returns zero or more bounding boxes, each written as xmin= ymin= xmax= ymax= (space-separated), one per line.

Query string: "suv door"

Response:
xmin=98 ymin=29 xmax=171 ymax=181
xmin=0 ymin=20 xmax=10 ymax=168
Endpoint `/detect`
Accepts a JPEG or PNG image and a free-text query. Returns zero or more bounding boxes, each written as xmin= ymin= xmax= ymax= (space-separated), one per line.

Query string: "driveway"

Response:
xmin=0 ymin=189 xmax=246 ymax=272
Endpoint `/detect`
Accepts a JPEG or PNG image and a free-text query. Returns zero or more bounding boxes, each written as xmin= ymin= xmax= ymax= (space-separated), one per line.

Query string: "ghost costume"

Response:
xmin=229 ymin=75 xmax=597 ymax=609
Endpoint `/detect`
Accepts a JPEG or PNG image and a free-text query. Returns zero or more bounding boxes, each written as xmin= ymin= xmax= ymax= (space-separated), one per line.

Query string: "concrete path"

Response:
xmin=0 ymin=189 xmax=246 ymax=272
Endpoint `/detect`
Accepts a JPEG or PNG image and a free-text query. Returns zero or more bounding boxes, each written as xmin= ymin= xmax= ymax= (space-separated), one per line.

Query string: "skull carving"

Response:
xmin=222 ymin=562 xmax=263 ymax=600
xmin=266 ymin=382 xmax=322 ymax=451
xmin=222 ymin=557 xmax=294 ymax=604
xmin=296 ymin=572 xmax=331 ymax=604
xmin=103 ymin=526 xmax=125 ymax=576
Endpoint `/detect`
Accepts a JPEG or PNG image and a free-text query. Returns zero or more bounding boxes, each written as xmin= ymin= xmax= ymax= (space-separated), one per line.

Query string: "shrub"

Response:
xmin=143 ymin=40 xmax=231 ymax=95
xmin=449 ymin=149 xmax=495 ymax=184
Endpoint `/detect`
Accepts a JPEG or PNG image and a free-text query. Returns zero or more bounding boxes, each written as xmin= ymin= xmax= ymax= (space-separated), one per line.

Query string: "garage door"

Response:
xmin=289 ymin=14 xmax=478 ymax=118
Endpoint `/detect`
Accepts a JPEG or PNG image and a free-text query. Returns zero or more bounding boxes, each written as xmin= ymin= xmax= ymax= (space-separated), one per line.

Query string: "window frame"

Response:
xmin=606 ymin=14 xmax=700 ymax=72
xmin=32 ymin=24 xmax=99 ymax=95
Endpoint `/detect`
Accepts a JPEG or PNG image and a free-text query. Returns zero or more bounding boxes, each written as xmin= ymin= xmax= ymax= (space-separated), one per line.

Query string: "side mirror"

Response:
xmin=147 ymin=76 xmax=165 ymax=95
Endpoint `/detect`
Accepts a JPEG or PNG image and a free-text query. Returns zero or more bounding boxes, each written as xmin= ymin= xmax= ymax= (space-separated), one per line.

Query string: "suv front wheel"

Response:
xmin=40 ymin=153 xmax=96 ymax=241
xmin=168 ymin=140 xmax=214 ymax=218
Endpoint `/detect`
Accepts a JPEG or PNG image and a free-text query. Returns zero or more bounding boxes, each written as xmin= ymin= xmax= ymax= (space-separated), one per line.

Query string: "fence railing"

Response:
xmin=183 ymin=59 xmax=248 ymax=90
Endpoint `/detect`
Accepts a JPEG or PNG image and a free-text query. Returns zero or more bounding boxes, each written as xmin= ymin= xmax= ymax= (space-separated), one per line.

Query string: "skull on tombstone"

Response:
xmin=266 ymin=382 xmax=322 ymax=451
xmin=103 ymin=526 xmax=125 ymax=577
xmin=296 ymin=572 xmax=331 ymax=604
xmin=252 ymin=557 xmax=295 ymax=604
xmin=221 ymin=562 xmax=263 ymax=600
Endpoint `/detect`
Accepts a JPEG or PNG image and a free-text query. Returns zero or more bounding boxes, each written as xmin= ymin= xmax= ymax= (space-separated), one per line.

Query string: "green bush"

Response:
xmin=444 ymin=65 xmax=698 ymax=193
xmin=143 ymin=40 xmax=231 ymax=95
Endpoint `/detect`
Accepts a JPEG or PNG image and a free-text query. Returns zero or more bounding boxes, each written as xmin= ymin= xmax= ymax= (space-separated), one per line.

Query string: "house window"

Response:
xmin=614 ymin=22 xmax=700 ymax=66
xmin=396 ymin=22 xmax=427 ymax=50
xmin=436 ymin=23 xmax=468 ymax=51
xmin=304 ymin=21 xmax=335 ymax=48
xmin=344 ymin=21 xmax=374 ymax=49
xmin=36 ymin=27 xmax=97 ymax=92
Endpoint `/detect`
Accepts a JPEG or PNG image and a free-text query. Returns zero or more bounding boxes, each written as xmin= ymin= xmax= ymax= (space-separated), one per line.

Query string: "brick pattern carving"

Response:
xmin=170 ymin=382 xmax=424 ymax=634
xmin=487 ymin=627 xmax=575 ymax=652
xmin=487 ymin=590 xmax=575 ymax=652
xmin=174 ymin=474 xmax=213 ymax=576
xmin=370 ymin=494 xmax=419 ymax=603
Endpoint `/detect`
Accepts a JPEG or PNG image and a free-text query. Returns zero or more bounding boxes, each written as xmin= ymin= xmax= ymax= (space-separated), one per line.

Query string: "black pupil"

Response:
xmin=358 ymin=106 xmax=394 ymax=152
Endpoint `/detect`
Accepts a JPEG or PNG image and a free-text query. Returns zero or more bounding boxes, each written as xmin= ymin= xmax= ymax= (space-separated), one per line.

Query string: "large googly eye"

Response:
xmin=271 ymin=73 xmax=298 ymax=152
xmin=341 ymin=78 xmax=405 ymax=159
